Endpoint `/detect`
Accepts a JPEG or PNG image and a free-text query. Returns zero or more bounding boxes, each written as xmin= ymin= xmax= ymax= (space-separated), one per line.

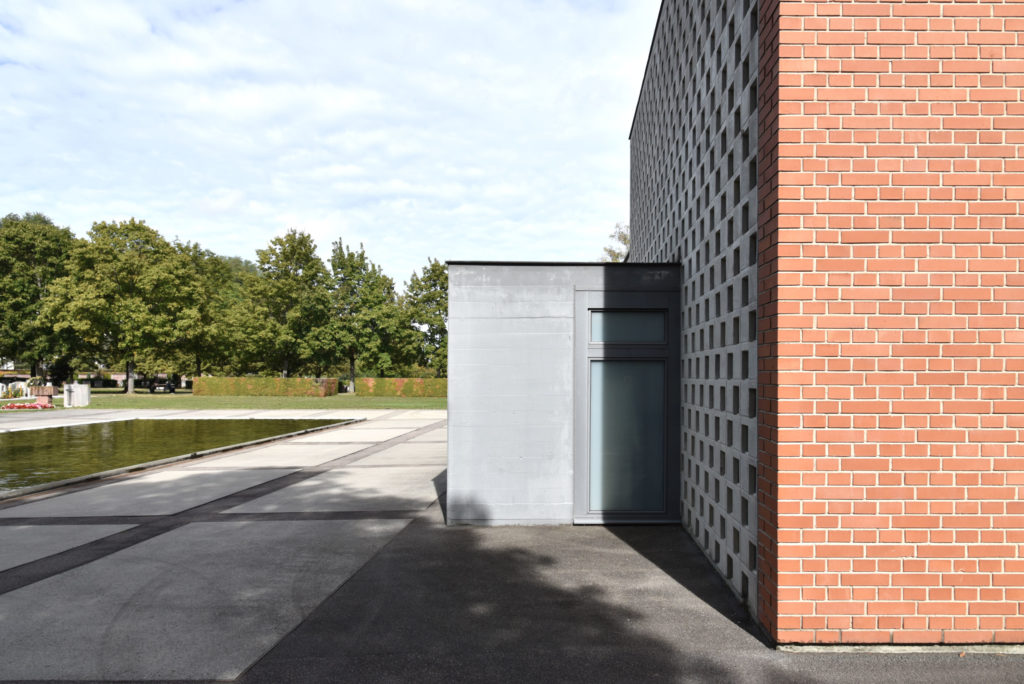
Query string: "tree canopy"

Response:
xmin=601 ymin=223 xmax=630 ymax=262
xmin=44 ymin=219 xmax=181 ymax=392
xmin=1 ymin=213 xmax=450 ymax=388
xmin=405 ymin=258 xmax=448 ymax=377
xmin=331 ymin=240 xmax=419 ymax=388
xmin=250 ymin=229 xmax=336 ymax=377
xmin=0 ymin=213 xmax=80 ymax=377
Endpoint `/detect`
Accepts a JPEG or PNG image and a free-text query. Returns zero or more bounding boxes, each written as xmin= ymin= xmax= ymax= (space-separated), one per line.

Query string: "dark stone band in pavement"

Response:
xmin=0 ymin=509 xmax=438 ymax=527
xmin=0 ymin=516 xmax=156 ymax=526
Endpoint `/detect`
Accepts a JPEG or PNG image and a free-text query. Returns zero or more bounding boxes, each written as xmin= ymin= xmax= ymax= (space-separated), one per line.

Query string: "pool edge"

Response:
xmin=0 ymin=418 xmax=363 ymax=503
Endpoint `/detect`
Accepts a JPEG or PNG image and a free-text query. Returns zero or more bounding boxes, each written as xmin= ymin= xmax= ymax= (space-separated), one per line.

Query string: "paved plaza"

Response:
xmin=0 ymin=409 xmax=1020 ymax=683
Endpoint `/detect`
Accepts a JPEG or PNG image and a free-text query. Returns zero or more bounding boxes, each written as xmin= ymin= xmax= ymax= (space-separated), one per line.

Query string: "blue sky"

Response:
xmin=0 ymin=0 xmax=659 ymax=286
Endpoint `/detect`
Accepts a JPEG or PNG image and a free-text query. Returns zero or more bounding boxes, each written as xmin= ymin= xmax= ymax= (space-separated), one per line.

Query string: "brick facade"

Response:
xmin=632 ymin=0 xmax=1023 ymax=645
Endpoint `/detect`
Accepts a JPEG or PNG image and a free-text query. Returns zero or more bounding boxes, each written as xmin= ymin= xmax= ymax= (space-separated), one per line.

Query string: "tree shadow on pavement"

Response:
xmin=235 ymin=495 xmax=1024 ymax=684
xmin=237 ymin=498 xmax=772 ymax=684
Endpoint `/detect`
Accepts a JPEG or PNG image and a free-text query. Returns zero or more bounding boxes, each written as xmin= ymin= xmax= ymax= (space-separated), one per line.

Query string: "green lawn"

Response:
xmin=71 ymin=390 xmax=446 ymax=411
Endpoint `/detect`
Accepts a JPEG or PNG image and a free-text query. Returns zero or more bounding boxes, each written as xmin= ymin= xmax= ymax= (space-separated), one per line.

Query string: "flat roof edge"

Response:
xmin=446 ymin=261 xmax=679 ymax=267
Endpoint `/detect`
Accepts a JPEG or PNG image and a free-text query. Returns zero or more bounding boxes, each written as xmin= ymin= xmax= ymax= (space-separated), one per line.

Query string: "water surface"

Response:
xmin=0 ymin=419 xmax=339 ymax=491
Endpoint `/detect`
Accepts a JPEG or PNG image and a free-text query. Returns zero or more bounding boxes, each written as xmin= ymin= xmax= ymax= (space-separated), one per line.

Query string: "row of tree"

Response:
xmin=0 ymin=213 xmax=448 ymax=390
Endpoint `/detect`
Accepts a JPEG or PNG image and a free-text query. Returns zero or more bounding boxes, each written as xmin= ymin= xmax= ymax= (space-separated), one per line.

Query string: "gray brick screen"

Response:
xmin=629 ymin=0 xmax=760 ymax=614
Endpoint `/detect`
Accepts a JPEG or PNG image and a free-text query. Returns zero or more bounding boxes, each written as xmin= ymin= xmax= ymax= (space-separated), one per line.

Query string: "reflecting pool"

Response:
xmin=0 ymin=419 xmax=340 ymax=491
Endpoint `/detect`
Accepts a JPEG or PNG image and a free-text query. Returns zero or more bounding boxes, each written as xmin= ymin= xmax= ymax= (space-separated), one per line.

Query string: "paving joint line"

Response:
xmin=0 ymin=419 xmax=446 ymax=596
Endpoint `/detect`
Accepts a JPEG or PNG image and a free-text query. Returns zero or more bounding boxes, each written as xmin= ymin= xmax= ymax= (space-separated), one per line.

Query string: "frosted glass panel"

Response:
xmin=591 ymin=311 xmax=665 ymax=344
xmin=589 ymin=360 xmax=665 ymax=512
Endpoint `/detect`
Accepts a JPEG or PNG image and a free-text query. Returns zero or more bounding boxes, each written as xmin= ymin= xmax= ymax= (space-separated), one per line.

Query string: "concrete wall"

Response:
xmin=447 ymin=262 xmax=679 ymax=525
xmin=448 ymin=263 xmax=576 ymax=525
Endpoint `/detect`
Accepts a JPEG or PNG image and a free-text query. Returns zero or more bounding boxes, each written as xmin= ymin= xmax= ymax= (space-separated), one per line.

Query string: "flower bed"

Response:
xmin=0 ymin=402 xmax=56 ymax=410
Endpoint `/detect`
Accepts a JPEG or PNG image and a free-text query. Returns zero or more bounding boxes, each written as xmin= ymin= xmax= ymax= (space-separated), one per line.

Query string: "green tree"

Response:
xmin=601 ymin=222 xmax=630 ymax=262
xmin=220 ymin=255 xmax=258 ymax=277
xmin=44 ymin=218 xmax=180 ymax=393
xmin=0 ymin=213 xmax=80 ymax=378
xmin=133 ymin=243 xmax=239 ymax=379
xmin=214 ymin=255 xmax=265 ymax=376
xmin=405 ymin=258 xmax=448 ymax=377
xmin=330 ymin=240 xmax=415 ymax=389
xmin=250 ymin=229 xmax=335 ymax=377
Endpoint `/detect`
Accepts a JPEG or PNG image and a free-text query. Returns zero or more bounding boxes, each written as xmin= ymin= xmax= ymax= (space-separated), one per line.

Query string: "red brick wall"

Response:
xmin=760 ymin=0 xmax=1024 ymax=644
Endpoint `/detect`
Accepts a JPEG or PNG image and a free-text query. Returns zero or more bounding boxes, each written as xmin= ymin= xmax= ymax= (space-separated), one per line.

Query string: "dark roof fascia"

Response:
xmin=628 ymin=0 xmax=669 ymax=142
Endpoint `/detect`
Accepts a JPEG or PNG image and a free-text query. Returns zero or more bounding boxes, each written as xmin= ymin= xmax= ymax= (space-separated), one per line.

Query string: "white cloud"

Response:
xmin=0 ymin=0 xmax=660 ymax=285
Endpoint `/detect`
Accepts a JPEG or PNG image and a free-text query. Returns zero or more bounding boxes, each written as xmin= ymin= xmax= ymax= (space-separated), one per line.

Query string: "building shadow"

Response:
xmin=606 ymin=524 xmax=772 ymax=646
xmin=432 ymin=468 xmax=447 ymax=523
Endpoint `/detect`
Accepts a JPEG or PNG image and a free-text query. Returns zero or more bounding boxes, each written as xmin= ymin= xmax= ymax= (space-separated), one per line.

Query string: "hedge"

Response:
xmin=193 ymin=376 xmax=339 ymax=397
xmin=355 ymin=377 xmax=447 ymax=397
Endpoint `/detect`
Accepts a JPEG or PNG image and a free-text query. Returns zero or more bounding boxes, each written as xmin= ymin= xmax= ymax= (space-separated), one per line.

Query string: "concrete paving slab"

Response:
xmin=291 ymin=427 xmax=412 ymax=443
xmin=0 ymin=468 xmax=295 ymax=518
xmin=229 ymin=410 xmax=335 ymax=419
xmin=143 ymin=409 xmax=260 ymax=419
xmin=346 ymin=419 xmax=439 ymax=429
xmin=183 ymin=442 xmax=368 ymax=469
xmin=0 ymin=409 xmax=268 ymax=432
xmin=105 ymin=410 xmax=199 ymax=419
xmin=319 ymin=409 xmax=394 ymax=419
xmin=352 ymin=442 xmax=447 ymax=467
xmin=390 ymin=410 xmax=447 ymax=420
xmin=409 ymin=428 xmax=447 ymax=443
xmin=0 ymin=415 xmax=130 ymax=433
xmin=0 ymin=524 xmax=135 ymax=571
xmin=0 ymin=408 xmax=394 ymax=433
xmin=0 ymin=519 xmax=410 ymax=681
xmin=235 ymin=410 xmax=386 ymax=422
xmin=227 ymin=466 xmax=445 ymax=513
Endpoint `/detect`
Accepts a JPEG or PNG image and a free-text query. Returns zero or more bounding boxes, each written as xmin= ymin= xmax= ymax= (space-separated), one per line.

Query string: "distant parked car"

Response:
xmin=149 ymin=377 xmax=176 ymax=393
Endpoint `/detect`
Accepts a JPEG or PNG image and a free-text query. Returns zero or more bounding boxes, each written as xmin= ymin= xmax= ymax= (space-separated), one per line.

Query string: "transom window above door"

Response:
xmin=590 ymin=310 xmax=667 ymax=344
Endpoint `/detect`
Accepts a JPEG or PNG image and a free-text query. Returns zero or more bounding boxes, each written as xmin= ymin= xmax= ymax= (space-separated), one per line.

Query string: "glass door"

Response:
xmin=574 ymin=292 xmax=680 ymax=524
xmin=589 ymin=359 xmax=666 ymax=512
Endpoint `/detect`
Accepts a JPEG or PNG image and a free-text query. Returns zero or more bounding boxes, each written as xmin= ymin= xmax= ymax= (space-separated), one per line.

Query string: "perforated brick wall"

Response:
xmin=759 ymin=0 xmax=1024 ymax=644
xmin=630 ymin=0 xmax=761 ymax=616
